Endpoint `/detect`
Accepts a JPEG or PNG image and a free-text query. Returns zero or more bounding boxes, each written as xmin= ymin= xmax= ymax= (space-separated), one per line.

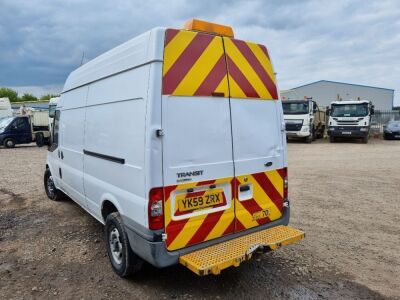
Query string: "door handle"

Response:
xmin=61 ymin=151 xmax=64 ymax=159
xmin=264 ymin=161 xmax=273 ymax=167
xmin=240 ymin=185 xmax=250 ymax=192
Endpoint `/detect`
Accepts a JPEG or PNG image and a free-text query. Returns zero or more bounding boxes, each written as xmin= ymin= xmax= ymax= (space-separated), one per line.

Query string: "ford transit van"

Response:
xmin=44 ymin=19 xmax=304 ymax=277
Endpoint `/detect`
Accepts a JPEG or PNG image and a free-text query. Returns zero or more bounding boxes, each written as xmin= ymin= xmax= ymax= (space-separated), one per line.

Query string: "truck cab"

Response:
xmin=283 ymin=99 xmax=326 ymax=143
xmin=327 ymin=100 xmax=374 ymax=143
xmin=48 ymin=97 xmax=59 ymax=135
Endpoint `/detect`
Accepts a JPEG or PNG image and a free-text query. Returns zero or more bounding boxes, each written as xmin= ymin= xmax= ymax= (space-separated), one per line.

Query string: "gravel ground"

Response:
xmin=0 ymin=139 xmax=399 ymax=299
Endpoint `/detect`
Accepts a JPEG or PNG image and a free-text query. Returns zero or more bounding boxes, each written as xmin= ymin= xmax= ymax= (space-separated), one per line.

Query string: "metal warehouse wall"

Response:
xmin=281 ymin=81 xmax=394 ymax=110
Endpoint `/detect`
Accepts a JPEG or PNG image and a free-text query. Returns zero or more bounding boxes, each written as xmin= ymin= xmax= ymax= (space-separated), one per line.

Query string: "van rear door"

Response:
xmin=161 ymin=29 xmax=235 ymax=251
xmin=223 ymin=37 xmax=285 ymax=232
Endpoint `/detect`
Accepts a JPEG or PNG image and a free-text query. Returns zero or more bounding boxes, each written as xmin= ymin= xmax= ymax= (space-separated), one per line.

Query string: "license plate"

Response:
xmin=342 ymin=131 xmax=351 ymax=135
xmin=177 ymin=189 xmax=224 ymax=212
xmin=252 ymin=209 xmax=270 ymax=221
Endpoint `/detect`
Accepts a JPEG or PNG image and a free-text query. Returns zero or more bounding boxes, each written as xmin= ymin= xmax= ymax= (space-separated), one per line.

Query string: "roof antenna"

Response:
xmin=80 ymin=51 xmax=85 ymax=66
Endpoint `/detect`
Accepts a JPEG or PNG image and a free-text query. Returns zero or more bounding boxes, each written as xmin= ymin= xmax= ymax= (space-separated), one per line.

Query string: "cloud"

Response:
xmin=0 ymin=0 xmax=399 ymax=104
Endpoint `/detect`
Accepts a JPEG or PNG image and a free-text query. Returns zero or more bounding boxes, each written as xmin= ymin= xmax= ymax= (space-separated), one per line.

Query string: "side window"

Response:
xmin=49 ymin=110 xmax=60 ymax=151
xmin=16 ymin=118 xmax=28 ymax=130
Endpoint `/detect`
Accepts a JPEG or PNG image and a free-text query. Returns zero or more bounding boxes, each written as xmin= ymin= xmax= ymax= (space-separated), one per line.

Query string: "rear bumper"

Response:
xmin=328 ymin=126 xmax=369 ymax=138
xmin=124 ymin=205 xmax=290 ymax=268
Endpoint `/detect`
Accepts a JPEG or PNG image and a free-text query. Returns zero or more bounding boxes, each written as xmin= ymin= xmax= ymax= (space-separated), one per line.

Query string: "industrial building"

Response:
xmin=281 ymin=80 xmax=395 ymax=111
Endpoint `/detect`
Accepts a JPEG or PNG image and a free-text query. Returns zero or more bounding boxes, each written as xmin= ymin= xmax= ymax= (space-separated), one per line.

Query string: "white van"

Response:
xmin=0 ymin=97 xmax=12 ymax=119
xmin=44 ymin=19 xmax=304 ymax=277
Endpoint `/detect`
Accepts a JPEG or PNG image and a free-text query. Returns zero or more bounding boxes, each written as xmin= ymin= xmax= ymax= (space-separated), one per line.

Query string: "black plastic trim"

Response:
xmin=83 ymin=149 xmax=125 ymax=164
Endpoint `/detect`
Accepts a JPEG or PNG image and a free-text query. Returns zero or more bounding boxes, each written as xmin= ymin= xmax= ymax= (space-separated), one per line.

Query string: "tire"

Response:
xmin=4 ymin=138 xmax=16 ymax=148
xmin=44 ymin=169 xmax=63 ymax=201
xmin=312 ymin=126 xmax=316 ymax=141
xmin=362 ymin=136 xmax=369 ymax=144
xmin=36 ymin=133 xmax=44 ymax=147
xmin=329 ymin=136 xmax=335 ymax=143
xmin=317 ymin=126 xmax=325 ymax=139
xmin=305 ymin=135 xmax=312 ymax=143
xmin=105 ymin=212 xmax=143 ymax=277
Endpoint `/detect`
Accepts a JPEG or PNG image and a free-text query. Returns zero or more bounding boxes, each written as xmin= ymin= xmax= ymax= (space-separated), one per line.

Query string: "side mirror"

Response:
xmin=326 ymin=108 xmax=330 ymax=116
xmin=371 ymin=106 xmax=375 ymax=115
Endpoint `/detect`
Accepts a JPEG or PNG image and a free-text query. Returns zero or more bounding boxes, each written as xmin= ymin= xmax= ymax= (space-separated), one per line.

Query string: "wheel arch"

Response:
xmin=101 ymin=195 xmax=124 ymax=223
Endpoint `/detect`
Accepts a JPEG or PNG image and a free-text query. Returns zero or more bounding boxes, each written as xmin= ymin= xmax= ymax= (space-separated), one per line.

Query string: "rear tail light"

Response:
xmin=148 ymin=187 xmax=164 ymax=230
xmin=282 ymin=167 xmax=289 ymax=205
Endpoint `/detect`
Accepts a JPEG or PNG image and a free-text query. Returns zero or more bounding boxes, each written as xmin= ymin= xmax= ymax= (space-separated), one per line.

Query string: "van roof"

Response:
xmin=62 ymin=27 xmax=166 ymax=93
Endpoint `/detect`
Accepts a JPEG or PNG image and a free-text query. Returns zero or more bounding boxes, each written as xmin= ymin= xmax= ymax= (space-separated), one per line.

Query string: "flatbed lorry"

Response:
xmin=283 ymin=99 xmax=326 ymax=143
xmin=0 ymin=112 xmax=50 ymax=148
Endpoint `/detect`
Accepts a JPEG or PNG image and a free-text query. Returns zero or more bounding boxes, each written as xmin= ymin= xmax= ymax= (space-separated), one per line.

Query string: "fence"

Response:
xmin=371 ymin=110 xmax=400 ymax=133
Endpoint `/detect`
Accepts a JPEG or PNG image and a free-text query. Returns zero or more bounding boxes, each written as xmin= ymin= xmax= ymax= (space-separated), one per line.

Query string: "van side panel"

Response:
xmin=58 ymin=87 xmax=88 ymax=208
xmin=84 ymin=66 xmax=149 ymax=225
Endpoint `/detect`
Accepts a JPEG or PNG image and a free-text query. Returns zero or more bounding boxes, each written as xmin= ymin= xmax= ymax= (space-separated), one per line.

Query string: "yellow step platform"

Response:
xmin=179 ymin=225 xmax=305 ymax=276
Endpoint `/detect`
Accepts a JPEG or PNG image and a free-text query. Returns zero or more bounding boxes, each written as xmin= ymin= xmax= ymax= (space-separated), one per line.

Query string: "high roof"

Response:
xmin=62 ymin=27 xmax=166 ymax=93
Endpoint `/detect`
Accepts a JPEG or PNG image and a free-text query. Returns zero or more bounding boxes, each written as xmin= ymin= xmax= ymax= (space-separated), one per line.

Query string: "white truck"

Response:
xmin=48 ymin=97 xmax=59 ymax=134
xmin=327 ymin=100 xmax=374 ymax=143
xmin=43 ymin=19 xmax=304 ymax=277
xmin=283 ymin=99 xmax=326 ymax=143
xmin=0 ymin=97 xmax=12 ymax=119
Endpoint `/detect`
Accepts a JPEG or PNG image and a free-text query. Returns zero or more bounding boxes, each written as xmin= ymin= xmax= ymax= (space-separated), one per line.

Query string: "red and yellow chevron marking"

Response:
xmin=162 ymin=29 xmax=229 ymax=97
xmin=234 ymin=169 xmax=284 ymax=232
xmin=223 ymin=37 xmax=278 ymax=100
xmin=163 ymin=168 xmax=285 ymax=251
xmin=164 ymin=177 xmax=234 ymax=251
xmin=162 ymin=29 xmax=277 ymax=100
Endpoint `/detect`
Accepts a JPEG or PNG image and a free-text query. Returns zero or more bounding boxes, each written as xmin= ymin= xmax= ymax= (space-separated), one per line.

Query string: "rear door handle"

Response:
xmin=240 ymin=185 xmax=250 ymax=192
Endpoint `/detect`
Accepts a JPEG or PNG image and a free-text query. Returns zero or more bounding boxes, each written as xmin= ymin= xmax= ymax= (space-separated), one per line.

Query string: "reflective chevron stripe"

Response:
xmin=163 ymin=169 xmax=285 ymax=251
xmin=162 ymin=28 xmax=277 ymax=100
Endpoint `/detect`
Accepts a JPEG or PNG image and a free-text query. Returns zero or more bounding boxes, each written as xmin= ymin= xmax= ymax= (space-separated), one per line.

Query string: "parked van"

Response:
xmin=44 ymin=19 xmax=304 ymax=277
xmin=0 ymin=97 xmax=12 ymax=119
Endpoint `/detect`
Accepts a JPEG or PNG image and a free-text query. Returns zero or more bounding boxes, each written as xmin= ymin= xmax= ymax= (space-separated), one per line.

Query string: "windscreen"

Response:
xmin=331 ymin=103 xmax=369 ymax=117
xmin=387 ymin=121 xmax=400 ymax=130
xmin=282 ymin=102 xmax=309 ymax=115
xmin=0 ymin=117 xmax=14 ymax=131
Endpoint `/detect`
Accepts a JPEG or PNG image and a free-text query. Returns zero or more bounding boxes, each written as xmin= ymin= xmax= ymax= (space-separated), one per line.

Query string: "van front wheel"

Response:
xmin=105 ymin=212 xmax=143 ymax=277
xmin=44 ymin=169 xmax=63 ymax=201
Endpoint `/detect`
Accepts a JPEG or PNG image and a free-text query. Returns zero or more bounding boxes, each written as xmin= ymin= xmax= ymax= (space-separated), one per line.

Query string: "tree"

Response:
xmin=0 ymin=87 xmax=19 ymax=102
xmin=21 ymin=93 xmax=38 ymax=102
xmin=40 ymin=94 xmax=59 ymax=101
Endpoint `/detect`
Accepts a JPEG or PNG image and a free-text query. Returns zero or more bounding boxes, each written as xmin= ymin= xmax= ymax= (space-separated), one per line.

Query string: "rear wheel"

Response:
xmin=36 ymin=133 xmax=45 ymax=147
xmin=105 ymin=212 xmax=143 ymax=277
xmin=4 ymin=138 xmax=15 ymax=148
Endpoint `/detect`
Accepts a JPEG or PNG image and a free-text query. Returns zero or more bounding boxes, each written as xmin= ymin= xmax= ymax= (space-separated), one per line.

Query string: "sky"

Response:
xmin=0 ymin=0 xmax=399 ymax=105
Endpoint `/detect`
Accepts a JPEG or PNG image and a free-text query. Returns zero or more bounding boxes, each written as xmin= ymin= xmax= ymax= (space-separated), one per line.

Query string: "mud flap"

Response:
xmin=179 ymin=225 xmax=304 ymax=276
